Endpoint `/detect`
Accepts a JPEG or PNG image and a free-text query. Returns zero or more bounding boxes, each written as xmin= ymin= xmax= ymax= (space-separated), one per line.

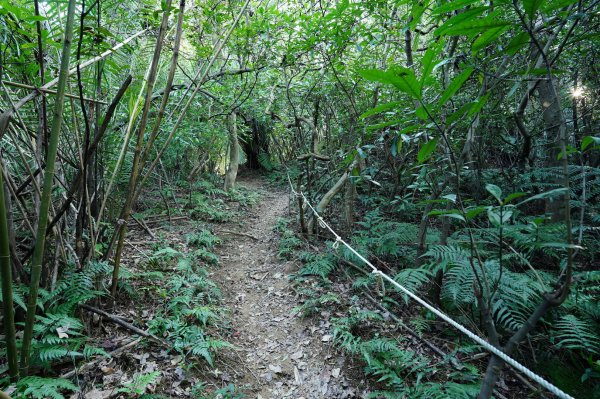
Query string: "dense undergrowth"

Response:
xmin=0 ymin=177 xmax=259 ymax=398
xmin=275 ymin=164 xmax=600 ymax=398
xmin=1 ymin=0 xmax=599 ymax=398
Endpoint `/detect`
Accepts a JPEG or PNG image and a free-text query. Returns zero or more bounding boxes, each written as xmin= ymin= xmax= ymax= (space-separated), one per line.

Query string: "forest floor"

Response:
xmin=70 ymin=173 xmax=367 ymax=399
xmin=210 ymin=174 xmax=365 ymax=398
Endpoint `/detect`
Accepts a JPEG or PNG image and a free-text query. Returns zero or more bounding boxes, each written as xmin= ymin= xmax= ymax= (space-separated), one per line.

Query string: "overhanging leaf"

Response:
xmin=439 ymin=67 xmax=474 ymax=105
xmin=437 ymin=16 xmax=511 ymax=36
xmin=485 ymin=184 xmax=503 ymax=203
xmin=389 ymin=66 xmax=422 ymax=99
xmin=417 ymin=137 xmax=438 ymax=164
xmin=523 ymin=0 xmax=545 ymax=20
xmin=582 ymin=136 xmax=600 ymax=151
xmin=358 ymin=67 xmax=421 ymax=99
xmin=359 ymin=101 xmax=401 ymax=119
xmin=472 ymin=26 xmax=509 ymax=52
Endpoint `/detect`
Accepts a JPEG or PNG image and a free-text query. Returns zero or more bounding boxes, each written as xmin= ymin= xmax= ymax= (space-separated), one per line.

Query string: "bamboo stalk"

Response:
xmin=109 ymin=0 xmax=173 ymax=302
xmin=2 ymin=81 xmax=107 ymax=104
xmin=0 ymin=28 xmax=146 ymax=141
xmin=136 ymin=0 xmax=253 ymax=193
xmin=0 ymin=162 xmax=18 ymax=380
xmin=20 ymin=0 xmax=78 ymax=375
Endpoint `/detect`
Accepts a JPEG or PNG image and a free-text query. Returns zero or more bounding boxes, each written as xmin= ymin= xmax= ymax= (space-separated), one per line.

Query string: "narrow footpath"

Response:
xmin=211 ymin=175 xmax=363 ymax=399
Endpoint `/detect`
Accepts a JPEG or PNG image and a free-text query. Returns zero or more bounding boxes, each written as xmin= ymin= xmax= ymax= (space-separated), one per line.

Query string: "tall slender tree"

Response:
xmin=20 ymin=0 xmax=78 ymax=375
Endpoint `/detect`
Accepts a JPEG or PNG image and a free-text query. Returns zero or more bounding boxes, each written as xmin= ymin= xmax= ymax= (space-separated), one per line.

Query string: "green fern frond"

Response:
xmin=393 ymin=268 xmax=432 ymax=304
xmin=18 ymin=376 xmax=78 ymax=399
xmin=300 ymin=256 xmax=337 ymax=278
xmin=83 ymin=345 xmax=111 ymax=360
xmin=554 ymin=314 xmax=600 ymax=354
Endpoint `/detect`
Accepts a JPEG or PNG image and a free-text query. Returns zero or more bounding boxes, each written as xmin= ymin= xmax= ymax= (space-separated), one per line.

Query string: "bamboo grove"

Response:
xmin=1 ymin=0 xmax=599 ymax=398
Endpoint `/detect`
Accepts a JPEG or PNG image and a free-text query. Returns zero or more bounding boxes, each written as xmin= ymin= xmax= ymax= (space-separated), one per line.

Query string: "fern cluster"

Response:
xmin=13 ymin=377 xmax=78 ymax=399
xmin=146 ymin=249 xmax=230 ymax=367
xmin=186 ymin=229 xmax=221 ymax=265
xmin=331 ymin=306 xmax=480 ymax=398
xmin=191 ymin=193 xmax=236 ymax=222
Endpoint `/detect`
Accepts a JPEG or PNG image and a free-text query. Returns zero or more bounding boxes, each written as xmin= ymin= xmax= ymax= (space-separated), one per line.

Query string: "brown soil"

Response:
xmin=211 ymin=174 xmax=365 ymax=398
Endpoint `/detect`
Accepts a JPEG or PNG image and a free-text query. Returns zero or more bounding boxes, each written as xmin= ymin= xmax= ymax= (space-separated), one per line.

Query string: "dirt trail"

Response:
xmin=212 ymin=175 xmax=361 ymax=399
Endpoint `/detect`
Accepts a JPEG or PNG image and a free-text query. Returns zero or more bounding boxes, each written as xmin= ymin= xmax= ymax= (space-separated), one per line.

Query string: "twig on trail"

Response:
xmin=79 ymin=304 xmax=165 ymax=344
xmin=137 ymin=215 xmax=188 ymax=225
xmin=217 ymin=229 xmax=259 ymax=241
xmin=60 ymin=337 xmax=142 ymax=379
xmin=125 ymin=240 xmax=151 ymax=258
xmin=131 ymin=215 xmax=157 ymax=239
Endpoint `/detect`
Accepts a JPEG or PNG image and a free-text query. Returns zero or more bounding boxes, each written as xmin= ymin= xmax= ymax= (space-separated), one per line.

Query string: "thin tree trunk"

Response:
xmin=0 ymin=162 xmax=18 ymax=381
xmin=19 ymin=76 xmax=132 ymax=265
xmin=109 ymin=0 xmax=173 ymax=302
xmin=20 ymin=0 xmax=78 ymax=376
xmin=0 ymin=29 xmax=146 ymax=141
xmin=307 ymin=158 xmax=358 ymax=232
xmin=224 ymin=112 xmax=239 ymax=191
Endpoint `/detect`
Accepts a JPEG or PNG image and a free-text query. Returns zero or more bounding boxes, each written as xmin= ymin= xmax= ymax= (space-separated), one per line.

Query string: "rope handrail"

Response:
xmin=287 ymin=175 xmax=574 ymax=399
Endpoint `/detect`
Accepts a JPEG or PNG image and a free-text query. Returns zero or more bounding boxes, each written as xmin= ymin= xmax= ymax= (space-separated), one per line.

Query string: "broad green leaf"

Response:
xmin=417 ymin=137 xmax=438 ymax=164
xmin=465 ymin=206 xmax=488 ymax=219
xmin=410 ymin=0 xmax=430 ymax=28
xmin=486 ymin=184 xmax=503 ymax=203
xmin=420 ymin=44 xmax=441 ymax=88
xmin=435 ymin=7 xmax=488 ymax=36
xmin=391 ymin=136 xmax=403 ymax=157
xmin=437 ymin=16 xmax=511 ymax=36
xmin=415 ymin=105 xmax=429 ymax=121
xmin=358 ymin=67 xmax=421 ymax=99
xmin=431 ymin=0 xmax=480 ymax=15
xmin=502 ymin=209 xmax=513 ymax=223
xmin=447 ymin=102 xmax=473 ymax=124
xmin=557 ymin=145 xmax=578 ymax=160
xmin=439 ymin=67 xmax=474 ymax=106
xmin=442 ymin=194 xmax=457 ymax=203
xmin=468 ymin=93 xmax=490 ymax=117
xmin=429 ymin=209 xmax=466 ymax=222
xmin=359 ymin=101 xmax=401 ymax=119
xmin=487 ymin=208 xmax=501 ymax=226
xmin=582 ymin=136 xmax=600 ymax=151
xmin=503 ymin=32 xmax=530 ymax=56
xmin=366 ymin=118 xmax=404 ymax=131
xmin=516 ymin=188 xmax=567 ymax=206
xmin=523 ymin=0 xmax=545 ymax=20
xmin=358 ymin=68 xmax=397 ymax=85
xmin=503 ymin=192 xmax=527 ymax=203
xmin=389 ymin=66 xmax=422 ymax=99
xmin=472 ymin=26 xmax=509 ymax=52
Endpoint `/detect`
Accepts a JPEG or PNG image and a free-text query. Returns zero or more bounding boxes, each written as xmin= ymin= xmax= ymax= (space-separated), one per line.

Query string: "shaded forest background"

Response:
xmin=0 ymin=0 xmax=599 ymax=398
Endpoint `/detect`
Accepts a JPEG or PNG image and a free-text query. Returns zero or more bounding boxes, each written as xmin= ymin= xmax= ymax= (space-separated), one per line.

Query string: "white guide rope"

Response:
xmin=288 ymin=176 xmax=574 ymax=399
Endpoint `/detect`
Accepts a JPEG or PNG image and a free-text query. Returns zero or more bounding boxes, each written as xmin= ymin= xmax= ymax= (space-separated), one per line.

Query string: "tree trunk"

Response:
xmin=307 ymin=158 xmax=358 ymax=232
xmin=537 ymin=76 xmax=568 ymax=221
xmin=20 ymin=0 xmax=78 ymax=375
xmin=108 ymin=0 xmax=173 ymax=302
xmin=224 ymin=112 xmax=239 ymax=191
xmin=0 ymin=162 xmax=18 ymax=381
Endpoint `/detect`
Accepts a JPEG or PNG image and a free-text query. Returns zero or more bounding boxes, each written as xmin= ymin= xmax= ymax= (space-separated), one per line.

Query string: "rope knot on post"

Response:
xmin=332 ymin=237 xmax=341 ymax=249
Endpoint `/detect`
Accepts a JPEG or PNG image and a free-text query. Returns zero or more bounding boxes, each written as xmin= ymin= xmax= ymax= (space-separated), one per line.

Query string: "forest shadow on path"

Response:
xmin=211 ymin=174 xmax=363 ymax=399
